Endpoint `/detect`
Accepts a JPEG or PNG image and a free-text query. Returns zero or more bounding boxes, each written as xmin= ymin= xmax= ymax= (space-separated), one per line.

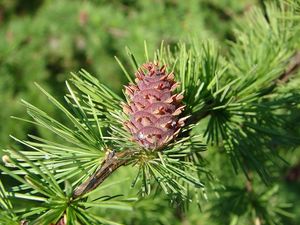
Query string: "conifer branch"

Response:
xmin=185 ymin=104 xmax=214 ymax=127
xmin=72 ymin=48 xmax=300 ymax=199
xmin=182 ymin=50 xmax=300 ymax=132
xmin=72 ymin=150 xmax=135 ymax=198
xmin=1 ymin=2 xmax=298 ymax=224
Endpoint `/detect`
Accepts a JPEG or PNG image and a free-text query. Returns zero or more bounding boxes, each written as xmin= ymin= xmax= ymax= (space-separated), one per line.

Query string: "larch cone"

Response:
xmin=123 ymin=62 xmax=187 ymax=150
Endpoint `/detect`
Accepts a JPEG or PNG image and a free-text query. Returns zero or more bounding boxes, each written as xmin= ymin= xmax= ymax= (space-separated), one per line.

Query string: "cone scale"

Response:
xmin=123 ymin=62 xmax=187 ymax=150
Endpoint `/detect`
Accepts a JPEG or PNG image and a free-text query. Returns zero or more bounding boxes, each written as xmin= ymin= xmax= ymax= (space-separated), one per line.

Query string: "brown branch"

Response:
xmin=186 ymin=110 xmax=210 ymax=126
xmin=277 ymin=51 xmax=300 ymax=83
xmin=72 ymin=149 xmax=135 ymax=198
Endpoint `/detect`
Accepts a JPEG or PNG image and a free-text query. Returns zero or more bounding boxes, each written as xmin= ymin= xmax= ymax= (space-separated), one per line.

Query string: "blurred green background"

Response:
xmin=0 ymin=0 xmax=299 ymax=224
xmin=0 ymin=0 xmax=257 ymax=149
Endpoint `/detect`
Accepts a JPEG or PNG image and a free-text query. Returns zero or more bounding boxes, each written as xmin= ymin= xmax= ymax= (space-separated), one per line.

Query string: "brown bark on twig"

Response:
xmin=72 ymin=150 xmax=135 ymax=198
xmin=277 ymin=51 xmax=300 ymax=83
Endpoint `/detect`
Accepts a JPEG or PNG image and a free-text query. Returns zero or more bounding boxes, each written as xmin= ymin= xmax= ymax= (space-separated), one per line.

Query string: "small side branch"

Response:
xmin=278 ymin=51 xmax=300 ymax=83
xmin=73 ymin=150 xmax=134 ymax=198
